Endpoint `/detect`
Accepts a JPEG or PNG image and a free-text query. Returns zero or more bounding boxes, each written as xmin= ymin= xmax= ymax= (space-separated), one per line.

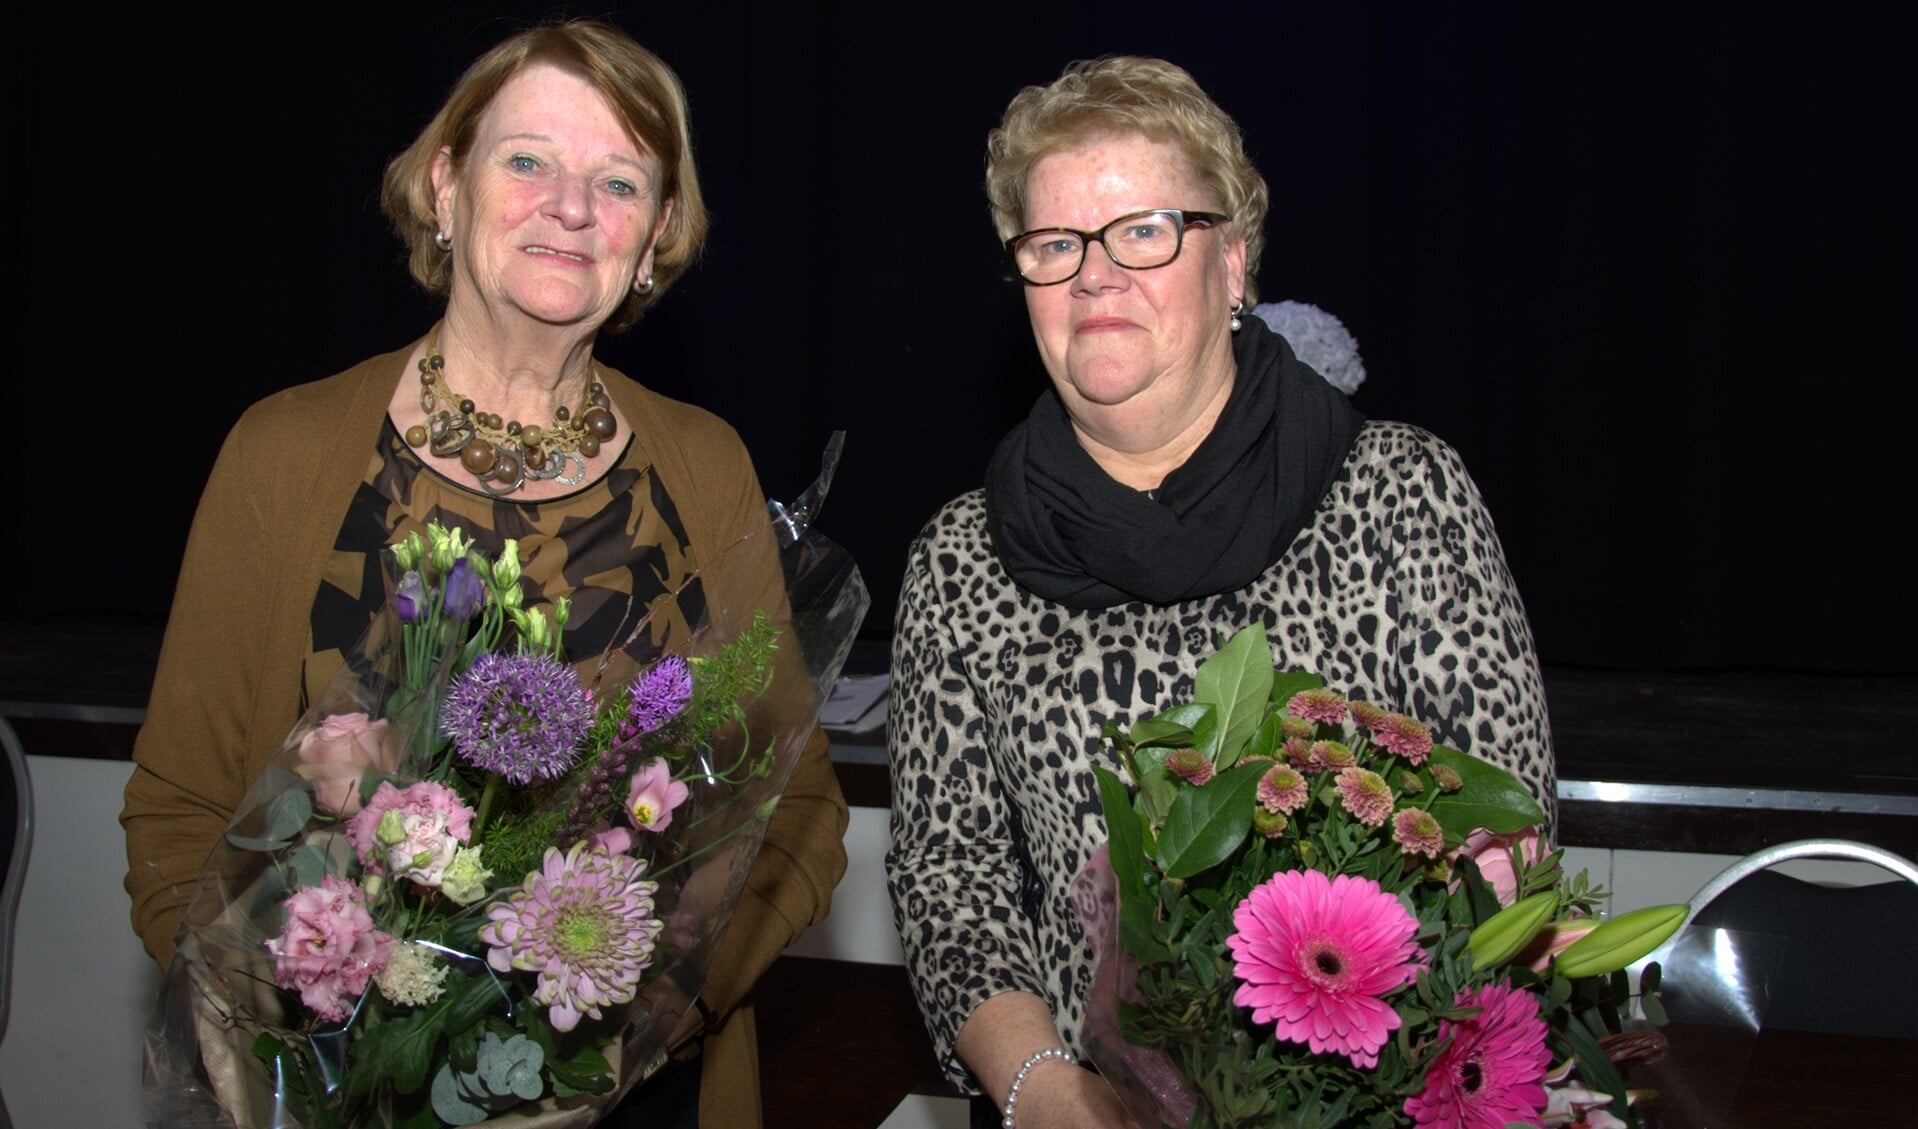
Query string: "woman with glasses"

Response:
xmin=885 ymin=56 xmax=1554 ymax=1128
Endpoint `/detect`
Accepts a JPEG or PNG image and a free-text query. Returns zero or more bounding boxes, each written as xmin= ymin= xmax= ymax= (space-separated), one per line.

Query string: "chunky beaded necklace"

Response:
xmin=403 ymin=330 xmax=618 ymax=496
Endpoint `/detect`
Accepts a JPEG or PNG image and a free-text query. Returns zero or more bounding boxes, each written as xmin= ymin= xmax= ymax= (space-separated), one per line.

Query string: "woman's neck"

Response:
xmin=1071 ymin=359 xmax=1237 ymax=493
xmin=437 ymin=299 xmax=599 ymax=422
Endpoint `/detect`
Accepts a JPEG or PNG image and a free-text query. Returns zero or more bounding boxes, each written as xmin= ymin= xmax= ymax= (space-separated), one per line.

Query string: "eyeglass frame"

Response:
xmin=1003 ymin=208 xmax=1231 ymax=286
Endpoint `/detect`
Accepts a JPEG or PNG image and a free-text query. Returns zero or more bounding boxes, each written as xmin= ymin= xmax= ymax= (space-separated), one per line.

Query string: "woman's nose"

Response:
xmin=546 ymin=175 xmax=594 ymax=229
xmin=1071 ymin=238 xmax=1128 ymax=293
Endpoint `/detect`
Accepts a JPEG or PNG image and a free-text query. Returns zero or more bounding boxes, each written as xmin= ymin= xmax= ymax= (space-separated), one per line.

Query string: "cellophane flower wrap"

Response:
xmin=1075 ymin=625 xmax=1686 ymax=1129
xmin=143 ymin=451 xmax=868 ymax=1128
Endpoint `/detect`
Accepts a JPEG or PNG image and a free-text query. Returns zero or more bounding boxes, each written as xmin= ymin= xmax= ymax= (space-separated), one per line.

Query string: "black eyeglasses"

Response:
xmin=1005 ymin=208 xmax=1229 ymax=286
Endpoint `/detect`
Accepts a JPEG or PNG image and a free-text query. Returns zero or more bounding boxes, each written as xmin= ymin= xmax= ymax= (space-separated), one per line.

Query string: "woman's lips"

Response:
xmin=1074 ymin=317 xmax=1135 ymax=333
xmin=524 ymin=245 xmax=592 ymax=264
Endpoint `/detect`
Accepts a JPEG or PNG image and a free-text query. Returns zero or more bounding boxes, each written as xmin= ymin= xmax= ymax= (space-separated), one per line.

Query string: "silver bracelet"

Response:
xmin=1001 ymin=1046 xmax=1076 ymax=1129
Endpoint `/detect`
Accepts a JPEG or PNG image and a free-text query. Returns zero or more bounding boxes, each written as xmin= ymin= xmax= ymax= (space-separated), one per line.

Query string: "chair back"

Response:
xmin=1674 ymin=838 xmax=1918 ymax=1039
xmin=0 ymin=717 xmax=30 ymax=1046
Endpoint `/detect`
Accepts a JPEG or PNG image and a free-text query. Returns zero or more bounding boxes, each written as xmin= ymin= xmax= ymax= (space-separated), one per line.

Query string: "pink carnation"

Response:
xmin=1227 ymin=869 xmax=1423 ymax=1068
xmin=1404 ymin=982 xmax=1551 ymax=1128
xmin=265 ymin=874 xmax=392 ymax=1022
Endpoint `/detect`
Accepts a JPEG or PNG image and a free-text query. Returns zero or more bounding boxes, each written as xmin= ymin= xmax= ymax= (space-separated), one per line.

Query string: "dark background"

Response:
xmin=14 ymin=1 xmax=1913 ymax=676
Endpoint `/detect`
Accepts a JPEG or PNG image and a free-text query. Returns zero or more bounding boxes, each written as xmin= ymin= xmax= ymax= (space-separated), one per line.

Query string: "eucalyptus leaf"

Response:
xmin=1155 ymin=762 xmax=1266 ymax=879
xmin=430 ymin=1064 xmax=494 ymax=1125
xmin=263 ymin=788 xmax=314 ymax=842
xmin=1193 ymin=625 xmax=1273 ymax=768
xmin=225 ymin=831 xmax=294 ymax=853
xmin=284 ymin=844 xmax=332 ymax=892
xmin=1426 ymin=745 xmax=1545 ymax=837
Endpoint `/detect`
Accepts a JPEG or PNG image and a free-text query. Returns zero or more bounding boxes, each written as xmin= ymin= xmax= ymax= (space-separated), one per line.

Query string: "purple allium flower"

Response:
xmin=620 ymin=655 xmax=693 ymax=742
xmin=394 ymin=570 xmax=427 ymax=623
xmin=479 ymin=843 xmax=663 ymax=1032
xmin=443 ymin=557 xmax=485 ymax=621
xmin=441 ymin=653 xmax=592 ymax=784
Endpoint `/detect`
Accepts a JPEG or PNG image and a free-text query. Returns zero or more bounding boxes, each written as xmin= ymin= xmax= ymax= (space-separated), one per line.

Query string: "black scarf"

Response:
xmin=984 ymin=318 xmax=1364 ymax=609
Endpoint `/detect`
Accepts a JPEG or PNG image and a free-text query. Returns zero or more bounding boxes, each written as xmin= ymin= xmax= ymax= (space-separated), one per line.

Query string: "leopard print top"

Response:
xmin=884 ymin=420 xmax=1555 ymax=1091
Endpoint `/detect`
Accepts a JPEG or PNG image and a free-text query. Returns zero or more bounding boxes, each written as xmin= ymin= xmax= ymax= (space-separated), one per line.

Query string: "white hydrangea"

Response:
xmin=1251 ymin=300 xmax=1367 ymax=395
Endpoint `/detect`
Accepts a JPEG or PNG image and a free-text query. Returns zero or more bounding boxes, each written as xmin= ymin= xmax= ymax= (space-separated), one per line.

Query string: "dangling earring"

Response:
xmin=633 ymin=275 xmax=656 ymax=294
xmin=434 ymin=230 xmax=453 ymax=252
xmin=1230 ymin=299 xmax=1244 ymax=334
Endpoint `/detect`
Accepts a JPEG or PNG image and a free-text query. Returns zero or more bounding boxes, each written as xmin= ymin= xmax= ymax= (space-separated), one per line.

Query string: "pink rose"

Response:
xmin=295 ymin=713 xmax=401 ymax=816
xmin=625 ymin=758 xmax=690 ymax=833
xmin=344 ymin=781 xmax=475 ymax=887
xmin=265 ymin=874 xmax=392 ymax=1022
xmin=1455 ymin=826 xmax=1547 ymax=907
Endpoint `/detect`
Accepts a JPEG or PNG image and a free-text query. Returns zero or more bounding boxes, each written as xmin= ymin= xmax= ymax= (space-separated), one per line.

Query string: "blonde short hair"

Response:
xmin=380 ymin=19 xmax=708 ymax=332
xmin=985 ymin=56 xmax=1268 ymax=303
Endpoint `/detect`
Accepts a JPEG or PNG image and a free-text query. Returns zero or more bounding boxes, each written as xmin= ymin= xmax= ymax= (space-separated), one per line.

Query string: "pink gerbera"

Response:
xmin=1372 ymin=713 xmax=1435 ymax=765
xmin=1335 ymin=766 xmax=1395 ymax=826
xmin=1288 ymin=688 xmax=1349 ymax=725
xmin=1227 ymin=869 xmax=1423 ymax=1068
xmin=1404 ymin=982 xmax=1551 ymax=1128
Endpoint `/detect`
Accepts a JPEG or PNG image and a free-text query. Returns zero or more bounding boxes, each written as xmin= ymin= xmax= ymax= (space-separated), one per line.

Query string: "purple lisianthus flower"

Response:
xmin=443 ymin=557 xmax=485 ymax=621
xmin=393 ymin=570 xmax=427 ymax=623
xmin=441 ymin=653 xmax=591 ymax=784
xmin=620 ymin=655 xmax=693 ymax=741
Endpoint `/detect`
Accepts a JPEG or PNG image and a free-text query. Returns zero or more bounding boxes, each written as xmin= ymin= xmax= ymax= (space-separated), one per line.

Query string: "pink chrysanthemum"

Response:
xmin=1373 ymin=713 xmax=1435 ymax=765
xmin=1288 ymin=688 xmax=1349 ymax=725
xmin=266 ymin=874 xmax=393 ymax=1023
xmin=1253 ymin=808 xmax=1289 ymax=838
xmin=1280 ymin=716 xmax=1316 ymax=741
xmin=1227 ymin=869 xmax=1423 ymax=1068
xmin=1431 ymin=763 xmax=1464 ymax=791
xmin=1283 ymin=736 xmax=1316 ymax=770
xmin=1393 ymin=808 xmax=1445 ymax=858
xmin=1166 ymin=747 xmax=1216 ymax=785
xmin=1349 ymin=700 xmax=1387 ymax=730
xmin=1404 ymin=983 xmax=1551 ymax=1129
xmin=1335 ymin=766 xmax=1394 ymax=826
xmin=1257 ymin=764 xmax=1309 ymax=814
xmin=1312 ymin=740 xmax=1356 ymax=770
xmin=480 ymin=843 xmax=663 ymax=1032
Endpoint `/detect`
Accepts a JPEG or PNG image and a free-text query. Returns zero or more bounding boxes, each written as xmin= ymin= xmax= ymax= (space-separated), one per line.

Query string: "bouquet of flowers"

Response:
xmin=1075 ymin=625 xmax=1685 ymax=1129
xmin=143 ymin=460 xmax=866 ymax=1128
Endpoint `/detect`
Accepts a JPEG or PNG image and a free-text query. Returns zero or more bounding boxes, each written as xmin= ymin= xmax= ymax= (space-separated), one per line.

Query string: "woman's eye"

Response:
xmin=605 ymin=178 xmax=637 ymax=197
xmin=508 ymin=154 xmax=540 ymax=173
xmin=1039 ymin=237 xmax=1080 ymax=257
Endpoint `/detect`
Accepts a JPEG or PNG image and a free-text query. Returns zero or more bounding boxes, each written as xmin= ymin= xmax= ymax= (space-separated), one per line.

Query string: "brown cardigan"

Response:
xmin=121 ymin=338 xmax=849 ymax=1127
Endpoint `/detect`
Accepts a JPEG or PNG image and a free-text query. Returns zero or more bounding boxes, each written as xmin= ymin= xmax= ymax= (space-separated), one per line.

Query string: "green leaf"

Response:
xmin=1243 ymin=710 xmax=1284 ymax=763
xmin=1154 ymin=761 xmax=1265 ymax=879
xmin=263 ymin=787 xmax=314 ymax=841
xmin=1426 ymin=745 xmax=1545 ymax=837
xmin=1092 ymin=767 xmax=1144 ymax=906
xmin=1194 ymin=625 xmax=1273 ymax=769
xmin=1269 ymin=669 xmax=1326 ymax=705
xmin=1128 ymin=704 xmax=1211 ymax=748
xmin=446 ymin=967 xmax=510 ymax=1034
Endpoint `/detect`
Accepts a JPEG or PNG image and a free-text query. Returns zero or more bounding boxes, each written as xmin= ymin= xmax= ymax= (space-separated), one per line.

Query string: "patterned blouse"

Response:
xmin=304 ymin=418 xmax=709 ymax=707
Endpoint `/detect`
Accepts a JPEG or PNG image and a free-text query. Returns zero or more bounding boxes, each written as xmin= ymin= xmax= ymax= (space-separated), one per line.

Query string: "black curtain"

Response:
xmin=20 ymin=1 xmax=1912 ymax=673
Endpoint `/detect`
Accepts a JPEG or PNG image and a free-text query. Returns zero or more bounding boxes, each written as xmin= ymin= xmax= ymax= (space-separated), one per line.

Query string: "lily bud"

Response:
xmin=1469 ymin=890 xmax=1560 ymax=969
xmin=1555 ymin=903 xmax=1687 ymax=978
